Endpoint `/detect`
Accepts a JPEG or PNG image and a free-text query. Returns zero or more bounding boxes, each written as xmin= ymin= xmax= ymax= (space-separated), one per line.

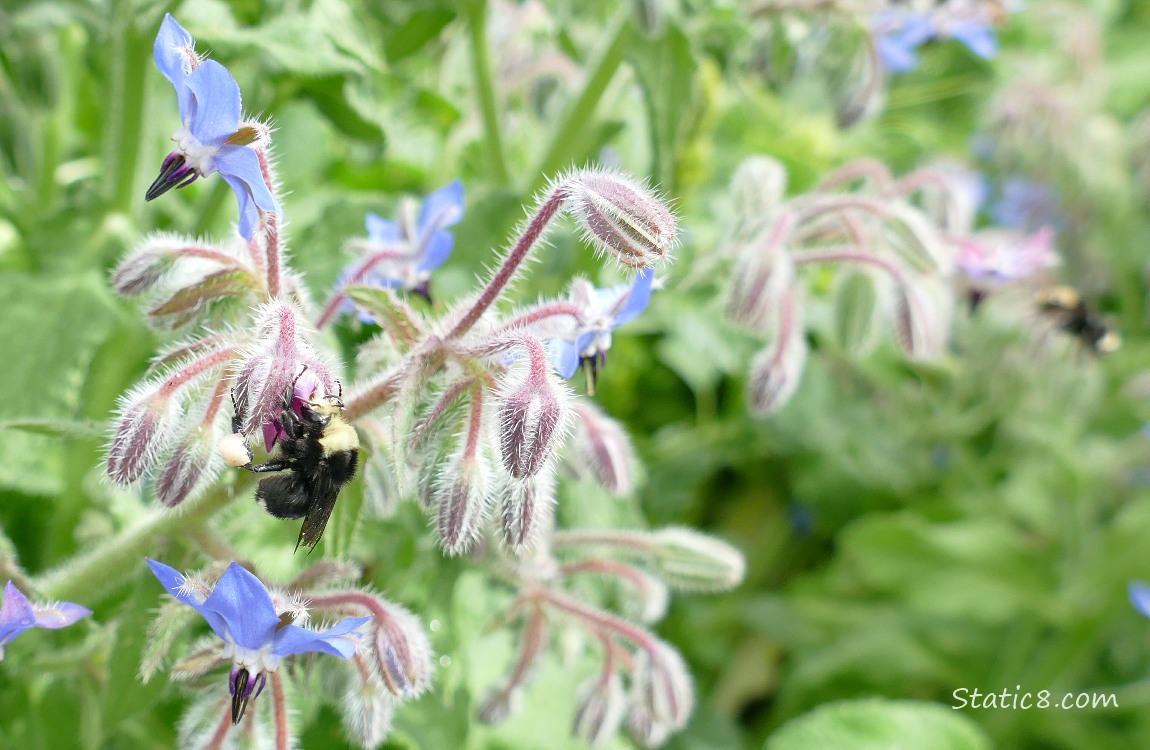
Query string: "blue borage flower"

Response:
xmin=1130 ymin=581 xmax=1150 ymax=620
xmin=0 ymin=581 xmax=91 ymax=660
xmin=872 ymin=7 xmax=999 ymax=73
xmin=549 ymin=268 xmax=655 ymax=384
xmin=147 ymin=559 xmax=369 ymax=723
xmin=337 ymin=180 xmax=465 ymax=315
xmin=146 ymin=14 xmax=278 ymax=240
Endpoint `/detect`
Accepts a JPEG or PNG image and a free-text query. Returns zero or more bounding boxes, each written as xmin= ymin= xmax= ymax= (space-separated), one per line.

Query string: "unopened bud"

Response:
xmin=371 ymin=602 xmax=434 ymax=698
xmin=434 ymin=455 xmax=490 ymax=556
xmin=726 ymin=213 xmax=796 ymax=331
xmin=156 ymin=426 xmax=223 ymax=506
xmin=628 ymin=640 xmax=693 ymax=743
xmin=217 ymin=432 xmax=252 ymax=468
xmin=341 ymin=672 xmax=395 ymax=750
xmin=111 ymin=233 xmax=185 ymax=295
xmin=567 ymin=171 xmax=678 ymax=268
xmin=499 ymin=471 xmax=556 ymax=552
xmin=746 ymin=288 xmax=807 ymax=415
xmin=570 ymin=403 xmax=637 ymax=496
xmin=107 ymin=391 xmax=178 ymax=484
xmin=649 ymin=527 xmax=746 ymax=592
xmin=497 ymin=354 xmax=571 ymax=480
xmin=893 ymin=274 xmax=952 ymax=360
xmin=730 ymin=157 xmax=788 ymax=235
xmin=478 ymin=687 xmax=522 ymax=725
xmin=573 ymin=672 xmax=627 ymax=747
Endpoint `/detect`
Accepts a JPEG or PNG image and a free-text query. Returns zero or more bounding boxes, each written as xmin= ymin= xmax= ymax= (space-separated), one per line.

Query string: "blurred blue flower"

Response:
xmin=0 ymin=581 xmax=91 ymax=660
xmin=337 ymin=180 xmax=466 ymax=318
xmin=872 ymin=8 xmax=999 ymax=73
xmin=1129 ymin=581 xmax=1150 ymax=619
xmin=146 ymin=14 xmax=277 ymax=240
xmin=147 ymin=558 xmax=369 ymax=723
xmin=550 ymin=268 xmax=655 ymax=381
xmin=991 ymin=177 xmax=1058 ymax=232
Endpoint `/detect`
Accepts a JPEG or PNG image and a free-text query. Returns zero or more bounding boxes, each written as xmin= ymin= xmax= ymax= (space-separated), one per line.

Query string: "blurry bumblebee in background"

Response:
xmin=1035 ymin=285 xmax=1122 ymax=357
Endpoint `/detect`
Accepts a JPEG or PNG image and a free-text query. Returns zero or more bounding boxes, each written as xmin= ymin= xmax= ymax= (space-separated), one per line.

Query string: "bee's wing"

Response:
xmin=295 ymin=487 xmax=337 ymax=552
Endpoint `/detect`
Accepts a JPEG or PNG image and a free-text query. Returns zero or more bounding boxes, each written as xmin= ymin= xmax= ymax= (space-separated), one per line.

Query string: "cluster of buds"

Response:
xmin=475 ymin=526 xmax=745 ymax=747
xmin=338 ymin=168 xmax=676 ymax=558
xmin=718 ymin=156 xmax=1001 ymax=414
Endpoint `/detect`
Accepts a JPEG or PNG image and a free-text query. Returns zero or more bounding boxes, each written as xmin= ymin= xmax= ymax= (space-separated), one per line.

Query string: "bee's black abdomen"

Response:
xmin=256 ymin=475 xmax=312 ymax=519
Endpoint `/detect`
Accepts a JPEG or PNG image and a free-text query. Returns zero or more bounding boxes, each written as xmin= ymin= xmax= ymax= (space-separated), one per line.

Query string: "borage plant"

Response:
xmin=91 ymin=13 xmax=746 ymax=748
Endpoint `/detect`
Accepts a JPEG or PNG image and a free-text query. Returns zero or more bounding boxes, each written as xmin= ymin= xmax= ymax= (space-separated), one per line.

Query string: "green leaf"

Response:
xmin=0 ymin=272 xmax=117 ymax=495
xmin=383 ymin=6 xmax=457 ymax=63
xmin=767 ymin=699 xmax=992 ymax=750
xmin=623 ymin=22 xmax=697 ymax=187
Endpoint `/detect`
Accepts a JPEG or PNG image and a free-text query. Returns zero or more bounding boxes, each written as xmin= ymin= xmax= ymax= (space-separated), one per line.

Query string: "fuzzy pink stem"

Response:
xmin=264 ymin=212 xmax=282 ymax=299
xmin=446 ymin=186 xmax=569 ymax=339
xmin=551 ymin=529 xmax=655 ymax=552
xmin=315 ymin=245 xmax=409 ymax=329
xmin=157 ymin=347 xmax=238 ymax=398
xmin=270 ymin=672 xmax=290 ymax=750
xmin=559 ymin=558 xmax=655 ymax=593
xmin=495 ymin=302 xmax=585 ymax=333
xmin=343 ymin=369 xmax=404 ymax=421
xmin=531 ymin=587 xmax=657 ymax=652
xmin=791 ymin=247 xmax=909 ymax=285
xmin=204 ymin=696 xmax=234 ymax=749
xmin=814 ymin=158 xmax=894 ymax=193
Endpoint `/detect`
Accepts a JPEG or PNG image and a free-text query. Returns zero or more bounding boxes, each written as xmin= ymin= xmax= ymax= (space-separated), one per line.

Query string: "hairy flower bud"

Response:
xmin=156 ymin=425 xmax=223 ymax=506
xmin=730 ymin=156 xmax=788 ymax=241
xmin=567 ymin=171 xmax=678 ymax=267
xmin=107 ymin=389 xmax=179 ymax=484
xmin=371 ymin=602 xmax=434 ymax=698
xmin=434 ymin=454 xmax=490 ymax=556
xmin=573 ymin=672 xmax=627 ymax=747
xmin=341 ymin=670 xmax=395 ymax=750
xmin=569 ymin=403 xmax=637 ymax=496
xmin=627 ymin=640 xmax=693 ymax=746
xmin=893 ymin=273 xmax=953 ymax=359
xmin=746 ymin=287 xmax=807 ymax=415
xmin=497 ymin=348 xmax=571 ymax=480
xmin=649 ymin=527 xmax=746 ymax=592
xmin=499 ymin=470 xmax=556 ymax=552
xmin=726 ymin=212 xmax=796 ymax=331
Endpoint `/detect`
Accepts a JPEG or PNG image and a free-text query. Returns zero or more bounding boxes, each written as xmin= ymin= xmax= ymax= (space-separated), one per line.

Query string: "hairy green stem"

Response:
xmin=466 ymin=0 xmax=509 ymax=185
xmin=530 ymin=16 xmax=630 ymax=192
xmin=107 ymin=10 xmax=150 ymax=214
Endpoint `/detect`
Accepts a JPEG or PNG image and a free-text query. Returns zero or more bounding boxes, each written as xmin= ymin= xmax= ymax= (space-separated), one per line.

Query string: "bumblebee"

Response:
xmin=238 ymin=379 xmax=360 ymax=552
xmin=1035 ymin=286 xmax=1121 ymax=356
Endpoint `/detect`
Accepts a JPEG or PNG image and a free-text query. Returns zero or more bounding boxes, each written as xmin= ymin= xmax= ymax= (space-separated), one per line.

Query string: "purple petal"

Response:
xmin=417 ymin=180 xmax=465 ymax=234
xmin=184 ymin=60 xmax=242 ymax=146
xmin=550 ymin=339 xmax=581 ymax=379
xmin=948 ymin=21 xmax=997 ymax=59
xmin=154 ymin=14 xmax=196 ymax=121
xmin=612 ymin=268 xmax=654 ymax=326
xmin=0 ymin=582 xmax=36 ymax=646
xmin=366 ymin=213 xmax=403 ymax=244
xmin=272 ymin=616 xmax=371 ymax=659
xmin=33 ymin=602 xmax=92 ymax=629
xmin=199 ymin=563 xmax=280 ymax=651
xmin=417 ymin=230 xmax=454 ymax=273
xmin=1130 ymin=581 xmax=1150 ymax=619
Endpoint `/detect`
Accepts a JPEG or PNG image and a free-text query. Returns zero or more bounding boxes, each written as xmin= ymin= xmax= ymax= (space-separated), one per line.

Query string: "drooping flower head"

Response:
xmin=147 ymin=559 xmax=369 ymax=724
xmin=337 ymin=180 xmax=466 ymax=312
xmin=0 ymin=581 xmax=91 ymax=660
xmin=955 ymin=226 xmax=1059 ymax=284
xmin=146 ymin=14 xmax=278 ymax=240
xmin=549 ymin=268 xmax=655 ymax=386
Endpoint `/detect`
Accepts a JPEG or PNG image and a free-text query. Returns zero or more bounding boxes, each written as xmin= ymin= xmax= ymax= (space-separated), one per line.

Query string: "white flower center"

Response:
xmin=223 ymin=640 xmax=283 ymax=675
xmin=173 ymin=126 xmax=219 ymax=175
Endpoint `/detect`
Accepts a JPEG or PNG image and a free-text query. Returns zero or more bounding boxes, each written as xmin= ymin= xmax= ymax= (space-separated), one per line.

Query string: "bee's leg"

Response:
xmin=242 ymin=459 xmax=292 ymax=473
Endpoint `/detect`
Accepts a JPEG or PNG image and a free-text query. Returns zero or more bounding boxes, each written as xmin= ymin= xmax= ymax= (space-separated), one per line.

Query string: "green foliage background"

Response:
xmin=3 ymin=0 xmax=1150 ymax=748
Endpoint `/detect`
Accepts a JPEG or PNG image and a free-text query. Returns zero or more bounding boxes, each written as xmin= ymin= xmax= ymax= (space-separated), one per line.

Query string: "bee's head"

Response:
xmin=307 ymin=393 xmax=345 ymax=417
